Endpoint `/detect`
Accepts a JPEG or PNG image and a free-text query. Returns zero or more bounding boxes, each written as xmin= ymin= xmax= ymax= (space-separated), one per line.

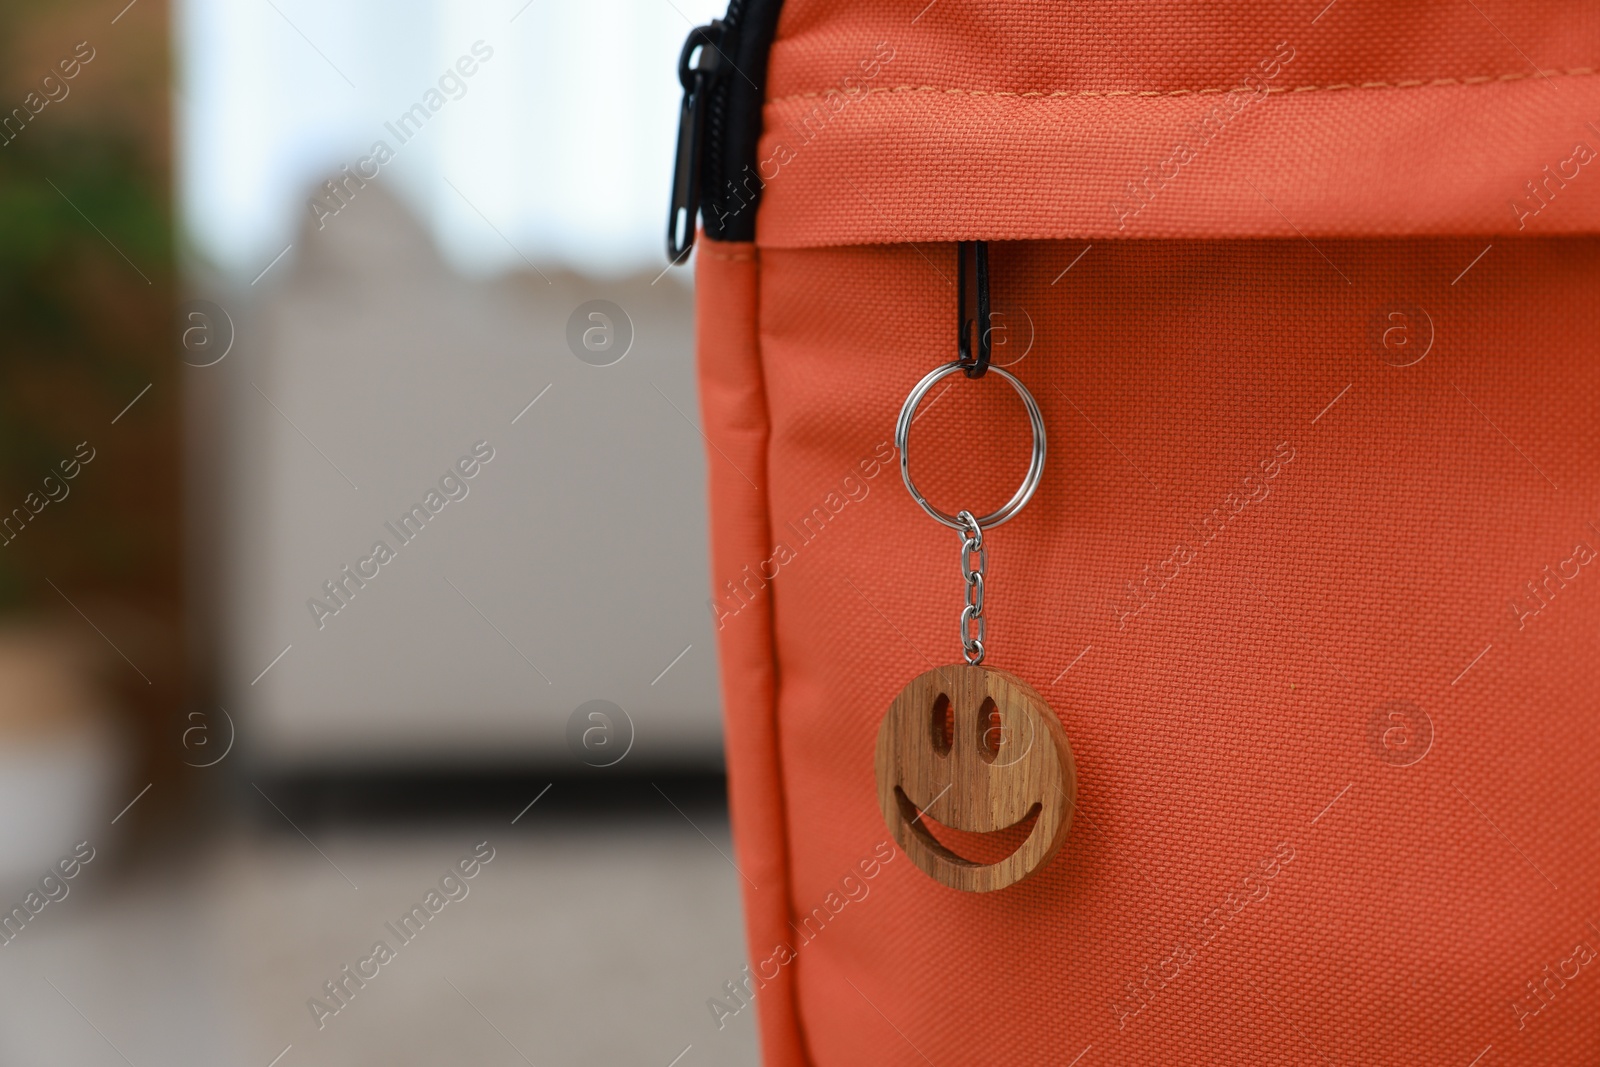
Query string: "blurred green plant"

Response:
xmin=0 ymin=31 xmax=173 ymax=609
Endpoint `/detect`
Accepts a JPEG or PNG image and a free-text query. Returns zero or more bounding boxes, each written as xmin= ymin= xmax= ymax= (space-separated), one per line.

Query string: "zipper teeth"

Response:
xmin=701 ymin=0 xmax=745 ymax=235
xmin=703 ymin=95 xmax=726 ymax=221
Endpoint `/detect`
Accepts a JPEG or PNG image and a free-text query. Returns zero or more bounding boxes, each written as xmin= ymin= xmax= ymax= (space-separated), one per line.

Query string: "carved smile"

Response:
xmin=894 ymin=787 xmax=1042 ymax=868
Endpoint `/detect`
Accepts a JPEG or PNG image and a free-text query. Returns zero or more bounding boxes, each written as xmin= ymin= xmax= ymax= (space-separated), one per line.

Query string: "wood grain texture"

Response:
xmin=875 ymin=664 xmax=1076 ymax=892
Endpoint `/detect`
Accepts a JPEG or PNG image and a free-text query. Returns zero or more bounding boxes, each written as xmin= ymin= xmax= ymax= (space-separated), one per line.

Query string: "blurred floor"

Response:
xmin=0 ymin=810 xmax=760 ymax=1067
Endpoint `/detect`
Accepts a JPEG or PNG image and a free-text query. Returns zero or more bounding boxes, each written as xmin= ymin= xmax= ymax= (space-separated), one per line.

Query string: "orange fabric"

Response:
xmin=752 ymin=1 xmax=1600 ymax=243
xmin=701 ymin=235 xmax=1600 ymax=1066
xmin=694 ymin=241 xmax=809 ymax=1067
xmin=696 ymin=5 xmax=1600 ymax=1066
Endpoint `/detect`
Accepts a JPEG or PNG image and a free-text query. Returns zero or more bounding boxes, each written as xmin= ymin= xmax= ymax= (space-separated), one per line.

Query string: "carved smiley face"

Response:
xmin=875 ymin=665 xmax=1076 ymax=892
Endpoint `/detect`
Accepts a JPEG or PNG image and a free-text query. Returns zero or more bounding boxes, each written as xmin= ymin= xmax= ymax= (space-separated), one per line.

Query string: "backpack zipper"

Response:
xmin=668 ymin=19 xmax=728 ymax=260
xmin=666 ymin=0 xmax=786 ymax=259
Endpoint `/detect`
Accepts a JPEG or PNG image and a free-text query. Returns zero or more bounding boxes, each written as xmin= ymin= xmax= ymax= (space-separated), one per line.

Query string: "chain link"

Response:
xmin=956 ymin=510 xmax=986 ymax=664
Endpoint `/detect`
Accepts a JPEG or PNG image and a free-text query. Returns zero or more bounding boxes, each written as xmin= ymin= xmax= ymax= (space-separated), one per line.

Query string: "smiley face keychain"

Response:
xmin=875 ymin=242 xmax=1077 ymax=893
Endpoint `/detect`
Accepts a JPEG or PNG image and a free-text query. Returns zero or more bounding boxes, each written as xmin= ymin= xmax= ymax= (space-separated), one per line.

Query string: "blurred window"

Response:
xmin=178 ymin=0 xmax=725 ymax=278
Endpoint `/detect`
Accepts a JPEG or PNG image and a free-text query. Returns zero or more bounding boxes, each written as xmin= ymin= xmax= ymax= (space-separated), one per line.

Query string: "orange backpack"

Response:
xmin=672 ymin=3 xmax=1600 ymax=1064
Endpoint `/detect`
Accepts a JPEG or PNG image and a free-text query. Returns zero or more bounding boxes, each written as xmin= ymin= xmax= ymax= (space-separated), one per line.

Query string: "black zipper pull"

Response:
xmin=957 ymin=241 xmax=992 ymax=378
xmin=667 ymin=21 xmax=725 ymax=262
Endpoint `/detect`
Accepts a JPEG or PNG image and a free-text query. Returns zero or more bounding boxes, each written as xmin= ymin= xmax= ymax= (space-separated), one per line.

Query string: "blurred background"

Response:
xmin=0 ymin=0 xmax=759 ymax=1063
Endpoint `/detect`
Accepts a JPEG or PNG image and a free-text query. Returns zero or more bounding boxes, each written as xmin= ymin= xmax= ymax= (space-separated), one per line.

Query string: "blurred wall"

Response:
xmin=167 ymin=0 xmax=730 ymax=773
xmin=199 ymin=187 xmax=720 ymax=772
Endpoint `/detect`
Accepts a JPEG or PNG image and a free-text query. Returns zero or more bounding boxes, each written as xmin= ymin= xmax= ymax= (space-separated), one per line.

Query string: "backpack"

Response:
xmin=672 ymin=3 xmax=1600 ymax=1063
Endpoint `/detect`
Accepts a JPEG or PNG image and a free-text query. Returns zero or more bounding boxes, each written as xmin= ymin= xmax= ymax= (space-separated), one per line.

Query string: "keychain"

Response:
xmin=875 ymin=242 xmax=1077 ymax=893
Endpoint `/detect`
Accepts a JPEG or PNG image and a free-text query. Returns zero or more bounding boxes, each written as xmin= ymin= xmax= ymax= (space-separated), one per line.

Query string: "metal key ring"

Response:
xmin=894 ymin=360 xmax=1047 ymax=531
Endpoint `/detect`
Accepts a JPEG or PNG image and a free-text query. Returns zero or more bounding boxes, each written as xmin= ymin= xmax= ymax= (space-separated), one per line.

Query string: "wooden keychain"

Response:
xmin=875 ymin=242 xmax=1077 ymax=893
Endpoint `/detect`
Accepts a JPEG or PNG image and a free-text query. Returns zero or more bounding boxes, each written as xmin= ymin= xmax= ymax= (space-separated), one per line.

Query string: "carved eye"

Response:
xmin=977 ymin=696 xmax=1002 ymax=762
xmin=930 ymin=693 xmax=953 ymax=756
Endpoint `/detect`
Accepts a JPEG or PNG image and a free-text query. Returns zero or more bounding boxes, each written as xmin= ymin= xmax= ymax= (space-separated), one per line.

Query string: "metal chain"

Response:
xmin=957 ymin=509 xmax=986 ymax=664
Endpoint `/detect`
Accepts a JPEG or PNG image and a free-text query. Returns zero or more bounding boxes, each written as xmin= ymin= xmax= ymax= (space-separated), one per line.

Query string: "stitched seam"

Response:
xmin=767 ymin=67 xmax=1598 ymax=104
